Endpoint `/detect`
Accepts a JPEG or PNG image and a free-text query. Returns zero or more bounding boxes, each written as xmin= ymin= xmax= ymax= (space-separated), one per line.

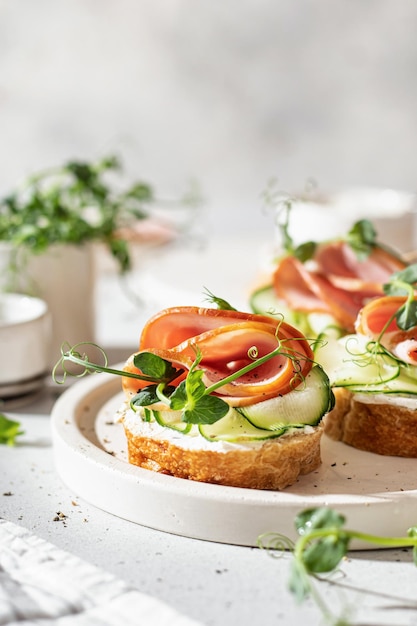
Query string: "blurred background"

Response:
xmin=2 ymin=0 xmax=417 ymax=356
xmin=1 ymin=0 xmax=417 ymax=239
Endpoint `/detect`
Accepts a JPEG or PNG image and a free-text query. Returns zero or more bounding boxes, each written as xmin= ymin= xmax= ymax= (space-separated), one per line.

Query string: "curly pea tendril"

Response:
xmin=53 ymin=320 xmax=314 ymax=390
xmin=51 ymin=313 xmax=318 ymax=428
xmin=52 ymin=342 xmax=140 ymax=384
xmin=52 ymin=325 xmax=319 ymax=430
xmin=257 ymin=532 xmax=295 ymax=556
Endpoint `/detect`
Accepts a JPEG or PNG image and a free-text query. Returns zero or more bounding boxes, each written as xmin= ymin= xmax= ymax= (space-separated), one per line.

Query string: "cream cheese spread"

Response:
xmin=116 ymin=402 xmax=316 ymax=452
xmin=353 ymin=392 xmax=417 ymax=411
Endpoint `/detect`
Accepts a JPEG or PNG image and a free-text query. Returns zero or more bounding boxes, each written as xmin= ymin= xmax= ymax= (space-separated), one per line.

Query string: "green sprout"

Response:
xmin=259 ymin=507 xmax=417 ymax=625
xmin=0 ymin=413 xmax=24 ymax=445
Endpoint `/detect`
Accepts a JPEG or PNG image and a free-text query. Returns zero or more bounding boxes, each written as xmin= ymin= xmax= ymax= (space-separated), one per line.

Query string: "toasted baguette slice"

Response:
xmin=122 ymin=414 xmax=323 ymax=490
xmin=324 ymin=387 xmax=417 ymax=457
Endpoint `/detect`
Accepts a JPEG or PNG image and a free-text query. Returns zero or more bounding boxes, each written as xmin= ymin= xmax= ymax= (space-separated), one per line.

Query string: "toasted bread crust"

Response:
xmin=123 ymin=424 xmax=323 ymax=490
xmin=324 ymin=387 xmax=417 ymax=457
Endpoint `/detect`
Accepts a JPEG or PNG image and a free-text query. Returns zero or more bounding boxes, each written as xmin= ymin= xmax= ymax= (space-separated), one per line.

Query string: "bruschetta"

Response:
xmin=117 ymin=305 xmax=334 ymax=489
xmin=250 ymin=219 xmax=407 ymax=337
xmin=316 ymin=279 xmax=417 ymax=457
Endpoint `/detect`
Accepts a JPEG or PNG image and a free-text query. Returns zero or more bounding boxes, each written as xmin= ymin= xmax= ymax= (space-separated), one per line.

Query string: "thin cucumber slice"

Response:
xmin=312 ymin=320 xmax=344 ymax=343
xmin=347 ymin=372 xmax=417 ymax=395
xmin=315 ymin=335 xmax=401 ymax=388
xmin=249 ymin=285 xmax=311 ymax=332
xmin=325 ymin=359 xmax=400 ymax=388
xmin=249 ymin=285 xmax=286 ymax=317
xmin=199 ymin=408 xmax=288 ymax=442
xmin=237 ymin=366 xmax=332 ymax=430
xmin=249 ymin=285 xmax=342 ymax=338
xmin=153 ymin=410 xmax=192 ymax=433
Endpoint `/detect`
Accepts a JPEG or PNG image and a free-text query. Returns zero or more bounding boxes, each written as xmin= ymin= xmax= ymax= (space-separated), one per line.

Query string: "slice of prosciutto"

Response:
xmin=273 ymin=242 xmax=407 ymax=332
xmin=314 ymin=241 xmax=406 ymax=284
xmin=355 ymin=295 xmax=417 ymax=365
xmin=122 ymin=307 xmax=314 ymax=407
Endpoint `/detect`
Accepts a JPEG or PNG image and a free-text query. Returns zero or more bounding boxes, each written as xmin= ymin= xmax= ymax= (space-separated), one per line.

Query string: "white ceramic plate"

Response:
xmin=51 ymin=371 xmax=417 ymax=549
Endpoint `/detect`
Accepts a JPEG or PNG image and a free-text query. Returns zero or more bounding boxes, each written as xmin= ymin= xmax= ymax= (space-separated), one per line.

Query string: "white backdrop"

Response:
xmin=1 ymin=0 xmax=417 ymax=240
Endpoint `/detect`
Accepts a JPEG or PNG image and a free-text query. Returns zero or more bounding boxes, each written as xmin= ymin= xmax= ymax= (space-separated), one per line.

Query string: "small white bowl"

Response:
xmin=0 ymin=293 xmax=52 ymax=397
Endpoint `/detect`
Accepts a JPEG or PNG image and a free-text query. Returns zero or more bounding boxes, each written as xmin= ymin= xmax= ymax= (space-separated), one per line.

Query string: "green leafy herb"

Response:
xmin=132 ymin=352 xmax=183 ymax=383
xmin=165 ymin=350 xmax=230 ymax=424
xmin=0 ymin=414 xmax=24 ymax=445
xmin=396 ymin=300 xmax=417 ymax=331
xmin=0 ymin=154 xmax=199 ymax=274
xmin=344 ymin=219 xmax=377 ymax=260
xmin=271 ymin=192 xmax=317 ymax=262
xmin=259 ymin=507 xmax=417 ymax=625
xmin=383 ymin=263 xmax=417 ymax=331
xmin=131 ymin=385 xmax=177 ymax=408
xmin=203 ymin=287 xmax=237 ymax=311
xmin=264 ymin=183 xmax=380 ymax=265
xmin=293 ymin=240 xmax=317 ymax=263
xmin=386 ymin=264 xmax=417 ymax=291
xmin=340 ymin=264 xmax=417 ymax=371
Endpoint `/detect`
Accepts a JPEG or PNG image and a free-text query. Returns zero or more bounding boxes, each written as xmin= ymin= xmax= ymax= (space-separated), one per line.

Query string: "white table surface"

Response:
xmin=2 ymin=238 xmax=417 ymax=625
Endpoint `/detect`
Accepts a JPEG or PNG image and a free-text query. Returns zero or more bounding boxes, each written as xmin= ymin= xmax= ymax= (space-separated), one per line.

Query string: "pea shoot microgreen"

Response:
xmin=262 ymin=179 xmax=388 ymax=265
xmin=259 ymin=507 xmax=417 ymax=625
xmin=337 ymin=264 xmax=417 ymax=374
xmin=383 ymin=263 xmax=417 ymax=331
xmin=203 ymin=287 xmax=237 ymax=311
xmin=268 ymin=187 xmax=317 ymax=262
xmin=53 ymin=327 xmax=312 ymax=426
xmin=0 ymin=413 xmax=24 ymax=445
xmin=163 ymin=349 xmax=230 ymax=424
xmin=53 ymin=342 xmax=231 ymax=425
xmin=344 ymin=219 xmax=377 ymax=261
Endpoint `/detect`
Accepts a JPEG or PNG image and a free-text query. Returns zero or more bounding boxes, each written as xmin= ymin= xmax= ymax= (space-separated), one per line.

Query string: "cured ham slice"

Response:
xmin=322 ymin=293 xmax=417 ymax=457
xmin=273 ymin=256 xmax=381 ymax=332
xmin=272 ymin=241 xmax=407 ymax=332
xmin=122 ymin=306 xmax=314 ymax=406
xmin=273 ymin=257 xmax=331 ymax=314
xmin=355 ymin=295 xmax=417 ymax=365
xmin=314 ymin=241 xmax=406 ymax=284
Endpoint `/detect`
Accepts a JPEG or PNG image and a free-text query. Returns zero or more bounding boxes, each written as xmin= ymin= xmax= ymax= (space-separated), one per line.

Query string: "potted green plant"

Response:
xmin=0 ymin=154 xmax=199 ymax=367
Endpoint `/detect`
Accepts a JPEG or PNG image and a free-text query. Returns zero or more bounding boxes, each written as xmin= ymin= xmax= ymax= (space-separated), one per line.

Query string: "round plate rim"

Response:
xmin=50 ymin=370 xmax=417 ymax=548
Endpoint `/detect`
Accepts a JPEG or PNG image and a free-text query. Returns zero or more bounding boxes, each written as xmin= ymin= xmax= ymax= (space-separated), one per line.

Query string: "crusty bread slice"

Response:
xmin=122 ymin=419 xmax=324 ymax=490
xmin=324 ymin=387 xmax=417 ymax=457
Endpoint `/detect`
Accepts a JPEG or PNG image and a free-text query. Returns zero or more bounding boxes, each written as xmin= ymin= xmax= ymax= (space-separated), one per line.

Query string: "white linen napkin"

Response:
xmin=0 ymin=518 xmax=201 ymax=625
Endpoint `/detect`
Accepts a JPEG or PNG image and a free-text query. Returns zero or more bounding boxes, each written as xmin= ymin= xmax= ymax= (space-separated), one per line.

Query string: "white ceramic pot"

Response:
xmin=0 ymin=243 xmax=96 ymax=369
xmin=25 ymin=244 xmax=96 ymax=368
xmin=0 ymin=293 xmax=52 ymax=398
xmin=0 ymin=242 xmax=17 ymax=291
